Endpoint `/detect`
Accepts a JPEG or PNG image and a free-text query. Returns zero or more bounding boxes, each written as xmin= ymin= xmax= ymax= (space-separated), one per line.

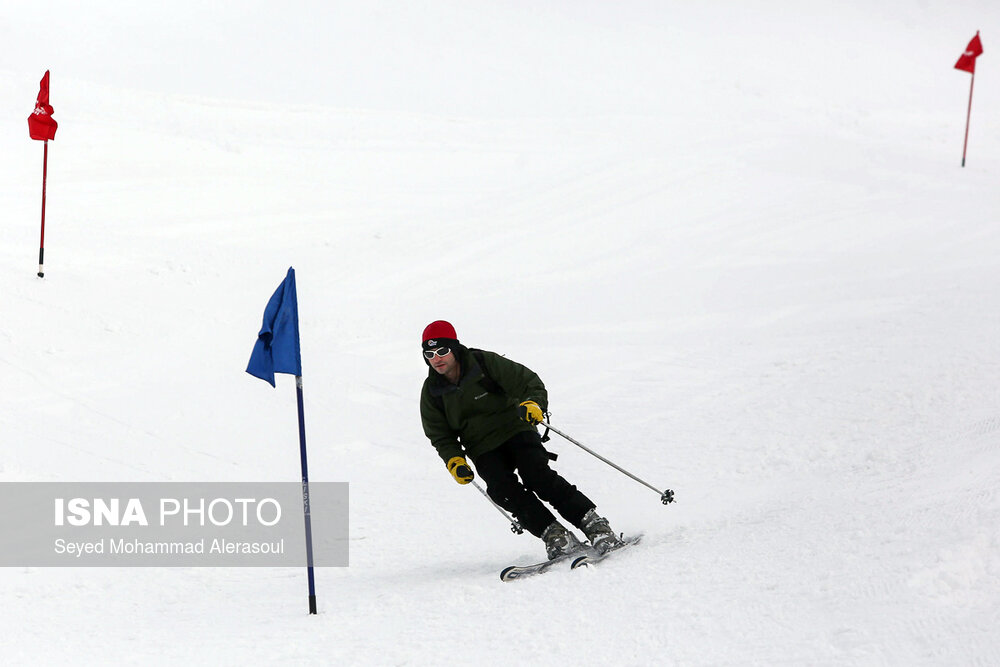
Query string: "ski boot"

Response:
xmin=541 ymin=521 xmax=585 ymax=560
xmin=580 ymin=508 xmax=624 ymax=554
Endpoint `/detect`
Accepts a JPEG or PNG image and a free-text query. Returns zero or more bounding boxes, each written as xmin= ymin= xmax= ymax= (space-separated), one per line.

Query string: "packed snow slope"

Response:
xmin=2 ymin=2 xmax=1000 ymax=665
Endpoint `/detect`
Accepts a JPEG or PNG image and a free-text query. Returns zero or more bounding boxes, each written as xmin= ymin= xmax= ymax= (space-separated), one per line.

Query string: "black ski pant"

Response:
xmin=472 ymin=431 xmax=595 ymax=538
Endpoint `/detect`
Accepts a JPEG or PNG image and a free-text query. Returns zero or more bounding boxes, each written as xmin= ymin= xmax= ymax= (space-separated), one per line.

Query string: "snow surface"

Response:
xmin=3 ymin=1 xmax=1000 ymax=664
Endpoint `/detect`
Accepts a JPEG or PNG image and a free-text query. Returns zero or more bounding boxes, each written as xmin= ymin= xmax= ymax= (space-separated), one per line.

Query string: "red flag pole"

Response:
xmin=38 ymin=140 xmax=48 ymax=277
xmin=961 ymin=72 xmax=975 ymax=167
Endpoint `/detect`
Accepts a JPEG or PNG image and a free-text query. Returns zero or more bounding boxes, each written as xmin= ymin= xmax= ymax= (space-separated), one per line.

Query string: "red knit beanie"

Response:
xmin=422 ymin=320 xmax=458 ymax=350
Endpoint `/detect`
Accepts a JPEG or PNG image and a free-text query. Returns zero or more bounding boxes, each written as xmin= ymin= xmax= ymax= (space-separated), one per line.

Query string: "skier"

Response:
xmin=419 ymin=320 xmax=623 ymax=559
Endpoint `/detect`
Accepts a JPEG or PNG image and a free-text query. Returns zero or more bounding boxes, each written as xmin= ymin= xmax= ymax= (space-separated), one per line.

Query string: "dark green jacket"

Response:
xmin=420 ymin=345 xmax=548 ymax=464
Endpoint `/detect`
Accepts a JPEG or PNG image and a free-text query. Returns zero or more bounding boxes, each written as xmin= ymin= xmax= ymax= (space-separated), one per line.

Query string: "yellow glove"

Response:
xmin=447 ymin=456 xmax=475 ymax=485
xmin=518 ymin=400 xmax=544 ymax=425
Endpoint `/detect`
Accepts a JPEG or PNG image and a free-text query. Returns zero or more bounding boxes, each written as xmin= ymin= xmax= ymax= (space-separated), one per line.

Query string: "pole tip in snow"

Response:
xmin=309 ymin=595 xmax=317 ymax=615
xmin=661 ymin=489 xmax=675 ymax=505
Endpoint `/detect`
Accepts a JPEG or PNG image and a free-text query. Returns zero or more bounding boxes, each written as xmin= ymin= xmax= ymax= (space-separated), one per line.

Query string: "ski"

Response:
xmin=570 ymin=534 xmax=643 ymax=570
xmin=500 ymin=547 xmax=591 ymax=582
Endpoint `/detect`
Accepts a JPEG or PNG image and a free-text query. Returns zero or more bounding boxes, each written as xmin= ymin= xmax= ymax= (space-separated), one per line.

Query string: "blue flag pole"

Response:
xmin=296 ymin=375 xmax=317 ymax=615
xmin=246 ymin=267 xmax=317 ymax=614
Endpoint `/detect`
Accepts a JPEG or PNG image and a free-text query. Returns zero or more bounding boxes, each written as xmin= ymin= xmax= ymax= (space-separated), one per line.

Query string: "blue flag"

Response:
xmin=247 ymin=267 xmax=302 ymax=387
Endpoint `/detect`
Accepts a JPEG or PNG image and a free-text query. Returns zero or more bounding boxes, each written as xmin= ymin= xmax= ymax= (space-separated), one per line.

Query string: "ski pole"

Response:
xmin=470 ymin=479 xmax=524 ymax=534
xmin=542 ymin=421 xmax=675 ymax=505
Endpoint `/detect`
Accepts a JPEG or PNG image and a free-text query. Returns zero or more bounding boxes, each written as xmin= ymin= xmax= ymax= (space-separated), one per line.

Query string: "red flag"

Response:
xmin=28 ymin=70 xmax=58 ymax=141
xmin=955 ymin=32 xmax=984 ymax=74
